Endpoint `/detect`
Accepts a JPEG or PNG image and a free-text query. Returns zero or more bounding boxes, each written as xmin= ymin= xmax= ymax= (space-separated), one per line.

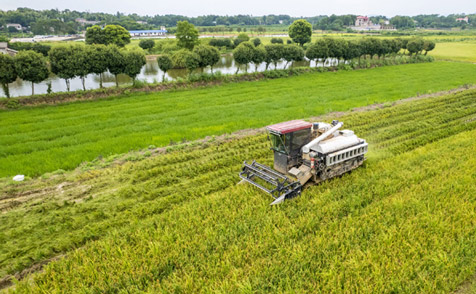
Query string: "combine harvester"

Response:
xmin=240 ymin=120 xmax=368 ymax=205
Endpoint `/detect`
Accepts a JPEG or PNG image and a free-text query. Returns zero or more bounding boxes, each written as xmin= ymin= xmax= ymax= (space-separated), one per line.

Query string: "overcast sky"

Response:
xmin=1 ymin=0 xmax=475 ymax=17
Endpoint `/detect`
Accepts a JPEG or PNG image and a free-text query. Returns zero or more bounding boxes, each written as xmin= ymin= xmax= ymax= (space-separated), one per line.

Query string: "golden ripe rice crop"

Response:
xmin=3 ymin=88 xmax=476 ymax=293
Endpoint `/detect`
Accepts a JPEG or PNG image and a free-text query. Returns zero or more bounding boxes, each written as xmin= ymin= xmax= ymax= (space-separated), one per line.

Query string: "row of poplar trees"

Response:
xmin=0 ymin=44 xmax=146 ymax=98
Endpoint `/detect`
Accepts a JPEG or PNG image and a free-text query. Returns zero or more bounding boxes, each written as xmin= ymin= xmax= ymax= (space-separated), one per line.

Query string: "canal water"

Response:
xmin=3 ymin=55 xmax=335 ymax=98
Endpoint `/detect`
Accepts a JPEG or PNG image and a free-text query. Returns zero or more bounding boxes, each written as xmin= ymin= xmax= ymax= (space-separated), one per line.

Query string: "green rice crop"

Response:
xmin=1 ymin=61 xmax=476 ymax=177
xmin=3 ymin=88 xmax=476 ymax=293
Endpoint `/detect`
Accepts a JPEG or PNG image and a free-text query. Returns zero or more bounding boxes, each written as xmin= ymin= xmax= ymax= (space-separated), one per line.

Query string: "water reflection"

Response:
xmin=3 ymin=54 xmax=337 ymax=98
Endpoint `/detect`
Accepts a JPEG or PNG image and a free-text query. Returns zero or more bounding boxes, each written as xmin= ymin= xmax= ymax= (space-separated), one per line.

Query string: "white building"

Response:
xmin=0 ymin=42 xmax=18 ymax=56
xmin=6 ymin=23 xmax=22 ymax=31
xmin=351 ymin=16 xmax=395 ymax=31
xmin=456 ymin=17 xmax=469 ymax=23
xmin=75 ymin=18 xmax=100 ymax=26
xmin=355 ymin=16 xmax=372 ymax=27
xmin=129 ymin=29 xmax=167 ymax=37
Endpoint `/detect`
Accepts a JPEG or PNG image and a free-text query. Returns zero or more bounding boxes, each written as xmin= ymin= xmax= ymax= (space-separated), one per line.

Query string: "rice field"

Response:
xmin=430 ymin=41 xmax=476 ymax=62
xmin=1 ymin=61 xmax=476 ymax=178
xmin=2 ymin=88 xmax=476 ymax=292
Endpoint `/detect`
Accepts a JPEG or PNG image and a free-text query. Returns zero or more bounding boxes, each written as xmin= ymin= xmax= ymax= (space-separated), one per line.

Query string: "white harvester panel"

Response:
xmin=312 ymin=134 xmax=361 ymax=154
xmin=326 ymin=142 xmax=368 ymax=166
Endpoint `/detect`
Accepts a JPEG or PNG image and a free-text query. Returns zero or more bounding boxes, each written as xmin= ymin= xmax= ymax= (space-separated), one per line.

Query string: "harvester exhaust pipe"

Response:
xmin=302 ymin=121 xmax=343 ymax=153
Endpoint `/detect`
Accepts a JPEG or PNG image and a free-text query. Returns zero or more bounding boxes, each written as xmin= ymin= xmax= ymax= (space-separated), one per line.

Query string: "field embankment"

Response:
xmin=2 ymin=87 xmax=476 ymax=292
xmin=1 ymin=61 xmax=476 ymax=178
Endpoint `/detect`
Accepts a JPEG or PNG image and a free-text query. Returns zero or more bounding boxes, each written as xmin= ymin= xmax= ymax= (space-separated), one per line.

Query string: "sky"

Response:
xmin=1 ymin=0 xmax=475 ymax=17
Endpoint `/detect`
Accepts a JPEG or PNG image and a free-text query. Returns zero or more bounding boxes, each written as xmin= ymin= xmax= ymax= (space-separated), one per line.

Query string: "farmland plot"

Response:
xmin=2 ymin=88 xmax=476 ymax=293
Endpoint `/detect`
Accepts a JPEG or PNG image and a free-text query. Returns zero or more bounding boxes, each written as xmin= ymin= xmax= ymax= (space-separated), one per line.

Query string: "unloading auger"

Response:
xmin=240 ymin=120 xmax=368 ymax=205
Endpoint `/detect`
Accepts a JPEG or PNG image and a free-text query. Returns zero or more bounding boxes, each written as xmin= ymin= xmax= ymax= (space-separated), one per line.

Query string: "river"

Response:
xmin=2 ymin=55 xmax=335 ymax=98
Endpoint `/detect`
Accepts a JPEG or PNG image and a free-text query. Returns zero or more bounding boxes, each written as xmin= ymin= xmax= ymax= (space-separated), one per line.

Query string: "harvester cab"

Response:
xmin=240 ymin=119 xmax=368 ymax=205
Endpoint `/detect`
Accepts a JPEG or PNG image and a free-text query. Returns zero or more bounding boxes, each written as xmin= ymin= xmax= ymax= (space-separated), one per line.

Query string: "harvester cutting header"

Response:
xmin=240 ymin=120 xmax=368 ymax=205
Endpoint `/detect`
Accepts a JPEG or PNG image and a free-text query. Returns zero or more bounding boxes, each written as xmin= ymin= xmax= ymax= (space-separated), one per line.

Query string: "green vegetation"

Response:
xmin=0 ymin=61 xmax=475 ymax=178
xmin=85 ymin=25 xmax=131 ymax=47
xmin=3 ymin=87 xmax=476 ymax=292
xmin=175 ymin=21 xmax=200 ymax=50
xmin=288 ymin=19 xmax=312 ymax=46
xmin=13 ymin=50 xmax=49 ymax=96
xmin=156 ymin=54 xmax=173 ymax=81
xmin=0 ymin=54 xmax=17 ymax=98
xmin=192 ymin=44 xmax=220 ymax=72
xmin=138 ymin=39 xmax=155 ymax=51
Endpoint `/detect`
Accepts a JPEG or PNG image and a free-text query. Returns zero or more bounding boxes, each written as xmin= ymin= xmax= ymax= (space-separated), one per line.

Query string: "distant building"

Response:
xmin=6 ymin=23 xmax=22 ymax=31
xmin=129 ymin=29 xmax=167 ymax=37
xmin=75 ymin=18 xmax=100 ymax=26
xmin=456 ymin=17 xmax=469 ymax=23
xmin=136 ymin=21 xmax=148 ymax=25
xmin=355 ymin=16 xmax=372 ymax=27
xmin=0 ymin=42 xmax=18 ymax=56
xmin=351 ymin=16 xmax=395 ymax=31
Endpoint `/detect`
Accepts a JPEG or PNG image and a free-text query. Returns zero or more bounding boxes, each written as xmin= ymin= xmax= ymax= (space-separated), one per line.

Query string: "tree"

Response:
xmin=306 ymin=39 xmax=329 ymax=66
xmin=85 ymin=25 xmax=105 ymax=45
xmin=103 ymin=25 xmax=131 ymax=47
xmin=407 ymin=38 xmax=424 ymax=55
xmin=390 ymin=39 xmax=403 ymax=57
xmin=184 ymin=52 xmax=200 ymax=75
xmin=251 ymin=45 xmax=266 ymax=72
xmin=390 ymin=16 xmax=415 ymax=29
xmin=0 ymin=54 xmax=17 ymax=98
xmin=72 ymin=45 xmax=91 ymax=90
xmin=234 ymin=33 xmax=250 ymax=47
xmin=400 ymin=38 xmax=409 ymax=55
xmin=106 ymin=45 xmax=126 ymax=87
xmin=359 ymin=38 xmax=380 ymax=59
xmin=423 ymin=40 xmax=436 ymax=55
xmin=270 ymin=38 xmax=283 ymax=44
xmin=49 ymin=45 xmax=81 ymax=91
xmin=378 ymin=39 xmax=392 ymax=59
xmin=157 ymin=54 xmax=173 ymax=82
xmin=343 ymin=40 xmax=361 ymax=62
xmin=176 ymin=21 xmax=199 ymax=50
xmin=14 ymin=50 xmax=49 ymax=95
xmin=193 ymin=44 xmax=220 ymax=72
xmin=86 ymin=44 xmax=109 ymax=88
xmin=265 ymin=44 xmax=284 ymax=69
xmin=86 ymin=25 xmax=131 ymax=47
xmin=325 ymin=38 xmax=345 ymax=64
xmin=288 ymin=19 xmax=312 ymax=46
xmin=139 ymin=39 xmax=155 ymax=51
xmin=252 ymin=38 xmax=261 ymax=47
xmin=282 ymin=44 xmax=304 ymax=68
xmin=7 ymin=26 xmax=18 ymax=33
xmin=124 ymin=50 xmax=146 ymax=85
xmin=233 ymin=42 xmax=254 ymax=73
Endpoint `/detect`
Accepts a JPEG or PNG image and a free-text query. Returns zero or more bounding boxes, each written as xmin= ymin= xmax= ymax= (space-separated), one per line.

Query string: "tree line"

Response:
xmin=157 ymin=35 xmax=435 ymax=77
xmin=0 ymin=19 xmax=435 ymax=98
xmin=0 ymin=44 xmax=146 ymax=97
xmin=231 ymin=36 xmax=436 ymax=72
xmin=1 ymin=7 xmax=474 ymax=36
